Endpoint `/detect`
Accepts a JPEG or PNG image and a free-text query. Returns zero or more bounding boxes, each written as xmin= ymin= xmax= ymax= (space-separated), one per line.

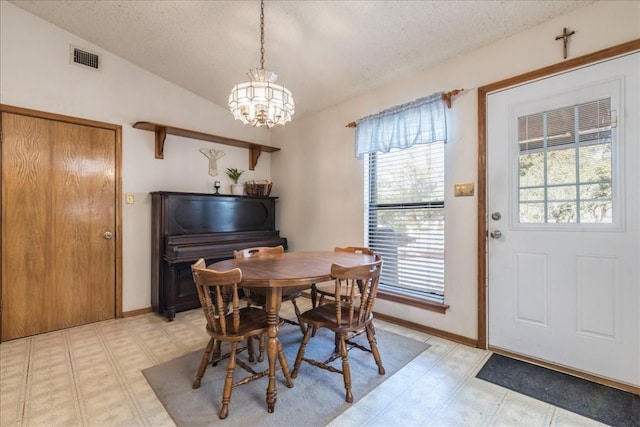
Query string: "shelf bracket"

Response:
xmin=155 ymin=126 xmax=167 ymax=159
xmin=249 ymin=145 xmax=262 ymax=170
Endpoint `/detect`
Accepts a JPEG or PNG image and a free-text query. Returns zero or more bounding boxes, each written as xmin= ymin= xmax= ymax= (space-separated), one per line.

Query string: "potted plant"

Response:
xmin=226 ymin=167 xmax=245 ymax=195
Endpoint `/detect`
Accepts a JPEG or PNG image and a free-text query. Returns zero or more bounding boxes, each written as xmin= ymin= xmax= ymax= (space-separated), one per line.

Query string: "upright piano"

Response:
xmin=150 ymin=191 xmax=287 ymax=320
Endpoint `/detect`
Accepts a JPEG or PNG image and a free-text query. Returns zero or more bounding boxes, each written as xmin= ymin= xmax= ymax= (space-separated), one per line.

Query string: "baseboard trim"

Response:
xmin=373 ymin=311 xmax=478 ymax=348
xmin=122 ymin=307 xmax=154 ymax=317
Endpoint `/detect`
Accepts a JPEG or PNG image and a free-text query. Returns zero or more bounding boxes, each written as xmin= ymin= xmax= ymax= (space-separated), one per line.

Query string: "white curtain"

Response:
xmin=355 ymin=92 xmax=447 ymax=159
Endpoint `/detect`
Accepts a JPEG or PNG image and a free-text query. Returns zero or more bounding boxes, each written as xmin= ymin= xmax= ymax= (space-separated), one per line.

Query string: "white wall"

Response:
xmin=0 ymin=1 xmax=273 ymax=312
xmin=271 ymin=0 xmax=640 ymax=340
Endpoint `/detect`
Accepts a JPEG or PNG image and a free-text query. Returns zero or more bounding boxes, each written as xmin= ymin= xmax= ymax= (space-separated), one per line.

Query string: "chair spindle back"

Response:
xmin=334 ymin=246 xmax=374 ymax=255
xmin=330 ymin=256 xmax=382 ymax=328
xmin=191 ymin=258 xmax=243 ymax=336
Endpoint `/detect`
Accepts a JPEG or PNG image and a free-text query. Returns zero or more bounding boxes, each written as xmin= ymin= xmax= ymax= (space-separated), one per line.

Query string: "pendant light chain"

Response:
xmin=260 ymin=0 xmax=265 ymax=69
xmin=228 ymin=0 xmax=295 ymax=127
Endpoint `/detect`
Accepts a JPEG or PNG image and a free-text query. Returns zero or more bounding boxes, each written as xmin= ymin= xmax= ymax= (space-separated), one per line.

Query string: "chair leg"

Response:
xmin=310 ymin=284 xmax=318 ymax=308
xmin=247 ymin=336 xmax=255 ymax=362
xmin=291 ymin=326 xmax=313 ymax=379
xmin=258 ymin=334 xmax=265 ymax=362
xmin=193 ymin=337 xmax=216 ymax=389
xmin=211 ymin=339 xmax=222 ymax=367
xmin=289 ymin=298 xmax=307 ymax=335
xmin=366 ymin=324 xmax=385 ymax=375
xmin=339 ymin=336 xmax=353 ymax=403
xmin=276 ymin=339 xmax=294 ymax=388
xmin=219 ymin=342 xmax=237 ymax=420
xmin=310 ymin=293 xmax=327 ymax=337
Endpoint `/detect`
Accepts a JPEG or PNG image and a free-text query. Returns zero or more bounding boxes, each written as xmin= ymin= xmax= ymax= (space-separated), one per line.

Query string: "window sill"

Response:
xmin=377 ymin=289 xmax=449 ymax=314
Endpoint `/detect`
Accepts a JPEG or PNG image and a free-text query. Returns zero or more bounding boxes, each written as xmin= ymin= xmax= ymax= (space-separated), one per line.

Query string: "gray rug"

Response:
xmin=143 ymin=325 xmax=429 ymax=427
xmin=477 ymin=354 xmax=640 ymax=427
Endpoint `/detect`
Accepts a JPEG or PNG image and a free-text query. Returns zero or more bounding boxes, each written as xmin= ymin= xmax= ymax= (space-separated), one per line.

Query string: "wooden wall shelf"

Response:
xmin=133 ymin=121 xmax=280 ymax=170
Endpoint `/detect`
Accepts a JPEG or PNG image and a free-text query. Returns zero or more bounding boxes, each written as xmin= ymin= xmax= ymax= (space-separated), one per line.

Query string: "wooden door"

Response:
xmin=1 ymin=106 xmax=122 ymax=341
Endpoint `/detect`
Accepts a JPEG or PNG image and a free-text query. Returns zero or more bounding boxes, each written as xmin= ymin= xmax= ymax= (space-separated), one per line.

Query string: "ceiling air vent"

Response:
xmin=70 ymin=46 xmax=100 ymax=70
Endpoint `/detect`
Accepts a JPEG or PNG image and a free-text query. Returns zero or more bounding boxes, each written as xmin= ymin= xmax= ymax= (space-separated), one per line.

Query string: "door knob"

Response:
xmin=103 ymin=231 xmax=113 ymax=240
xmin=490 ymin=230 xmax=502 ymax=239
xmin=491 ymin=212 xmax=502 ymax=221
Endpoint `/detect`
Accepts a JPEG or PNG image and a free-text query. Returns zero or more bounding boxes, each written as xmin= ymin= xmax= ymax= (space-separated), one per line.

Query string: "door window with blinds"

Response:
xmin=365 ymin=143 xmax=445 ymax=303
xmin=517 ymin=97 xmax=617 ymax=226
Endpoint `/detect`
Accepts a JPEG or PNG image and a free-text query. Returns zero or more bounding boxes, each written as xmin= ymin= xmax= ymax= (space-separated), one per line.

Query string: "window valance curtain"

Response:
xmin=354 ymin=92 xmax=447 ymax=159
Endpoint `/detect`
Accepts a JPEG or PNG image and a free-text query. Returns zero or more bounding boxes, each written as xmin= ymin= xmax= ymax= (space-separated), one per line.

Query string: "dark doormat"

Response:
xmin=476 ymin=354 xmax=640 ymax=427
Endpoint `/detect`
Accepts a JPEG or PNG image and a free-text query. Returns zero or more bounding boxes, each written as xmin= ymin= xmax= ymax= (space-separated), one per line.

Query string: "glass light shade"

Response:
xmin=228 ymin=68 xmax=295 ymax=128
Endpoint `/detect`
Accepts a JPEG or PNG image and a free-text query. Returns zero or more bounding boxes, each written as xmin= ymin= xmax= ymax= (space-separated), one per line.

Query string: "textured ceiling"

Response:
xmin=10 ymin=0 xmax=595 ymax=120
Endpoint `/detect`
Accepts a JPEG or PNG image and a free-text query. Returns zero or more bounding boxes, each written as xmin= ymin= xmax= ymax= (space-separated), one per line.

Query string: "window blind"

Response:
xmin=365 ymin=143 xmax=445 ymax=303
xmin=518 ymin=98 xmax=613 ymax=224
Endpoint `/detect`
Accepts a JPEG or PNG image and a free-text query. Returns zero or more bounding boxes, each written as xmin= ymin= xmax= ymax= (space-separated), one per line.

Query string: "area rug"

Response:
xmin=476 ymin=354 xmax=640 ymax=427
xmin=143 ymin=325 xmax=429 ymax=427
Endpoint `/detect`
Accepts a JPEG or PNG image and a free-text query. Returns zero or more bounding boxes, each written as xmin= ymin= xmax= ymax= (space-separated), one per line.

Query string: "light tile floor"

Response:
xmin=1 ymin=299 xmax=606 ymax=427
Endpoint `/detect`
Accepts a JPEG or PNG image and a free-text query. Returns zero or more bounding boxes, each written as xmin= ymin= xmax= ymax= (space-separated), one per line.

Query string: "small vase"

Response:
xmin=230 ymin=184 xmax=244 ymax=195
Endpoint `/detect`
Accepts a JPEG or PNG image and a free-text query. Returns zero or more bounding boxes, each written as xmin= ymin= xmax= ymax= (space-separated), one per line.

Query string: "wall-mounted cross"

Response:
xmin=555 ymin=27 xmax=575 ymax=59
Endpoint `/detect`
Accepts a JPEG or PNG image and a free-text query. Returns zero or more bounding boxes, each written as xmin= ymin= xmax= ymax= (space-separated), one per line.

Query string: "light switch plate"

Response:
xmin=125 ymin=193 xmax=135 ymax=204
xmin=454 ymin=183 xmax=474 ymax=197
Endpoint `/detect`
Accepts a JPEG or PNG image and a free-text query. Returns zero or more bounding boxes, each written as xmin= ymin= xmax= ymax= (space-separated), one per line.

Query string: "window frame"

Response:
xmin=365 ymin=143 xmax=449 ymax=313
xmin=509 ymin=79 xmax=624 ymax=232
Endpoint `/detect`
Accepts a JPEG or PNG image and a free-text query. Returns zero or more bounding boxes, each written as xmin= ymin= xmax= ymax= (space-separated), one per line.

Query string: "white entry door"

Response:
xmin=487 ymin=52 xmax=639 ymax=387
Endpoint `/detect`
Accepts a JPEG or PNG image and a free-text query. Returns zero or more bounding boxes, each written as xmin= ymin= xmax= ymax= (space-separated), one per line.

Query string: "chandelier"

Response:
xmin=228 ymin=0 xmax=295 ymax=128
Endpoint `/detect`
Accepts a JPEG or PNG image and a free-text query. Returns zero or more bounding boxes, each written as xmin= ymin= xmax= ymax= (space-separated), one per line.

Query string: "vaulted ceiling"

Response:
xmin=10 ymin=0 xmax=595 ymax=120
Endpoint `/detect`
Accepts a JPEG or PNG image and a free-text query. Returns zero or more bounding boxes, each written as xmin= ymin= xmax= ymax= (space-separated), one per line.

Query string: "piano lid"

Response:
xmin=153 ymin=192 xmax=278 ymax=235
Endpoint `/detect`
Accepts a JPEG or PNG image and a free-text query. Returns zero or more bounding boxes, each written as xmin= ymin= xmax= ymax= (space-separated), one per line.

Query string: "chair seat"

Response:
xmin=299 ymin=304 xmax=373 ymax=333
xmin=206 ymin=307 xmax=269 ymax=342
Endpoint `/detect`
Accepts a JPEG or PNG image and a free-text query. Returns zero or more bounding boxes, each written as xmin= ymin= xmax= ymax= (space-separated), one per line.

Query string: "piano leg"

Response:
xmin=165 ymin=264 xmax=178 ymax=321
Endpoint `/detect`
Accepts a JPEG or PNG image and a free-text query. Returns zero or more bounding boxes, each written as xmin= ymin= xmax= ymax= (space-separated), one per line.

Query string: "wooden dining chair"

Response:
xmin=291 ymin=256 xmax=385 ymax=403
xmin=233 ymin=245 xmax=306 ymax=336
xmin=310 ymin=246 xmax=375 ymax=308
xmin=190 ymin=258 xmax=293 ymax=419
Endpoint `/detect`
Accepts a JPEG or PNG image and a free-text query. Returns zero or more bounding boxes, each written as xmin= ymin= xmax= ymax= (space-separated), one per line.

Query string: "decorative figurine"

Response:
xmin=199 ymin=148 xmax=226 ymax=176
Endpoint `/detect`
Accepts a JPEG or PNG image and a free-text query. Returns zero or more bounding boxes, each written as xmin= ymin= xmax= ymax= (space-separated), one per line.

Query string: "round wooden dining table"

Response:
xmin=209 ymin=250 xmax=377 ymax=413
